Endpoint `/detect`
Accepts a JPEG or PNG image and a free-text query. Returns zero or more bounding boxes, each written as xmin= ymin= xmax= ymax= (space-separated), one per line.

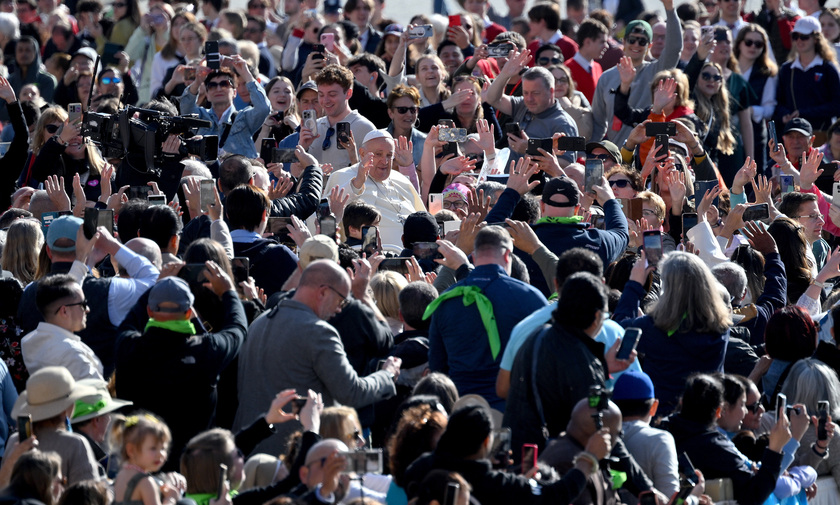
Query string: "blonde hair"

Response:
xmin=694 ymin=62 xmax=735 ymax=156
xmin=320 ymin=406 xmax=361 ymax=449
xmin=370 ymin=271 xmax=408 ymax=320
xmin=637 ymin=190 xmax=666 ymax=222
xmin=1 ymin=218 xmax=43 ymax=285
xmin=181 ymin=428 xmax=238 ymax=494
xmin=110 ymin=413 xmax=172 ymax=464
xmin=649 ymin=69 xmax=694 ymax=110
xmin=648 ymin=251 xmax=732 ymax=334
xmin=32 ymin=107 xmax=68 ymax=156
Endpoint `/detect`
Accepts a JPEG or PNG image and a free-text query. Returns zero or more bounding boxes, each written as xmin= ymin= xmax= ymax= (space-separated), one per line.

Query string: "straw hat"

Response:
xmin=71 ymin=378 xmax=133 ymax=424
xmin=12 ymin=367 xmax=98 ymax=422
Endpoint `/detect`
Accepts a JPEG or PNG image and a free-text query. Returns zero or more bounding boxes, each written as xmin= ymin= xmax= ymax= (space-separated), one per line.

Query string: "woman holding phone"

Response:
xmin=254 ymin=77 xmax=300 ymax=154
xmin=161 ymin=21 xmax=207 ymax=99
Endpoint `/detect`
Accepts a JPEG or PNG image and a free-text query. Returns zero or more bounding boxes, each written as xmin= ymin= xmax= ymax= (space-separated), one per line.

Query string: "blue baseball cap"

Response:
xmin=612 ymin=370 xmax=655 ymax=401
xmin=147 ymin=277 xmax=194 ymax=313
xmin=46 ymin=216 xmax=82 ymax=253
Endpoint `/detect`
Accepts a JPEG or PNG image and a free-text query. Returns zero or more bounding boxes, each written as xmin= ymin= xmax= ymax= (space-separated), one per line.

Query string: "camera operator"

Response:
xmin=180 ymin=56 xmax=271 ymax=159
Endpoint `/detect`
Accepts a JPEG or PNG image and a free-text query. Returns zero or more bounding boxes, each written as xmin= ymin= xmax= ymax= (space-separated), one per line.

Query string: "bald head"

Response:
xmin=564 ymin=163 xmax=585 ymax=190
xmin=304 ymin=439 xmax=350 ymax=466
xmin=299 ymin=260 xmax=350 ymax=290
xmin=567 ymin=397 xmax=622 ymax=445
xmin=125 ymin=238 xmax=162 ymax=270
xmin=29 ymin=190 xmax=57 ymax=221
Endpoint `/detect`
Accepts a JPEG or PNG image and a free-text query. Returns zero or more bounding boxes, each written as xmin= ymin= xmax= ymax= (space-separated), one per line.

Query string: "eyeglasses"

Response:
xmin=56 ymin=299 xmax=88 ymax=314
xmin=701 ymin=72 xmax=723 ymax=82
xmin=100 ymin=76 xmax=121 ymax=84
xmin=392 ymin=105 xmax=419 ymax=114
xmin=323 ymin=284 xmax=349 ymax=309
xmin=323 ymin=127 xmax=335 ymax=150
xmin=625 ymin=35 xmax=649 ymax=46
xmin=609 ymin=179 xmax=632 ymax=188
xmin=746 ymin=401 xmax=762 ymax=413
xmin=556 ymin=77 xmax=569 ymax=84
xmin=443 ymin=200 xmax=468 ymax=210
xmin=794 ymin=213 xmax=824 ymax=220
xmin=538 ymin=56 xmax=562 ymax=65
xmin=45 ymin=124 xmax=60 ymax=133
xmin=206 ymin=80 xmax=232 ymax=90
xmin=742 ymin=38 xmax=764 ymax=49
xmin=792 ymin=32 xmax=813 ymax=41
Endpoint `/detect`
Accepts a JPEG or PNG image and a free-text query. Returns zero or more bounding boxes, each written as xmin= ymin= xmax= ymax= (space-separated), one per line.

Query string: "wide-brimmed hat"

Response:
xmin=12 ymin=367 xmax=98 ymax=422
xmin=71 ymin=378 xmax=133 ymax=424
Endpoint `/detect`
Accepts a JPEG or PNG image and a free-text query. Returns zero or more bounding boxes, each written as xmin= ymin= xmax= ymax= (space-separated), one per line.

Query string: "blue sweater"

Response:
xmin=776 ymin=58 xmax=840 ymax=131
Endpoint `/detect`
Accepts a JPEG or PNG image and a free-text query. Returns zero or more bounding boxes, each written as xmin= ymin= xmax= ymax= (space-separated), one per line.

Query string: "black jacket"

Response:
xmin=0 ymin=100 xmax=30 ymax=210
xmin=233 ymin=239 xmax=298 ymax=297
xmin=31 ymin=137 xmax=102 ymax=202
xmin=269 ymin=164 xmax=323 ymax=219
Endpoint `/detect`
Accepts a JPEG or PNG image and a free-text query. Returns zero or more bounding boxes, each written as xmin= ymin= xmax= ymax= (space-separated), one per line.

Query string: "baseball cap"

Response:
xmin=586 ymin=141 xmax=620 ymax=164
xmin=625 ymin=20 xmax=652 ymax=42
xmin=299 ymin=235 xmax=339 ymax=268
xmin=324 ymin=0 xmax=342 ymax=14
xmin=612 ymin=370 xmax=656 ymax=401
xmin=147 ymin=277 xmax=194 ymax=313
xmin=384 ymin=24 xmax=403 ymax=37
xmin=296 ymin=80 xmax=318 ymax=97
xmin=403 ymin=211 xmax=439 ymax=246
xmin=46 ymin=215 xmax=82 ymax=252
xmin=783 ymin=117 xmax=813 ymax=137
xmin=542 ymin=176 xmax=580 ymax=207
xmin=793 ymin=16 xmax=821 ymax=35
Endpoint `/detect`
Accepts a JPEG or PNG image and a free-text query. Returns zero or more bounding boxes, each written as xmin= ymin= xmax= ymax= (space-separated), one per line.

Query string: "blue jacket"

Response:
xmin=614 ymin=280 xmax=729 ymax=416
xmin=428 ymin=264 xmax=547 ymax=410
xmin=179 ymin=80 xmax=271 ymax=158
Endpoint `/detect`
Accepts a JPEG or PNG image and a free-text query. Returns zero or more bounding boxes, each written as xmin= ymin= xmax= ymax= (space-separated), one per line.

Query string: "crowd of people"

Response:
xmin=1 ymin=0 xmax=840 ymax=503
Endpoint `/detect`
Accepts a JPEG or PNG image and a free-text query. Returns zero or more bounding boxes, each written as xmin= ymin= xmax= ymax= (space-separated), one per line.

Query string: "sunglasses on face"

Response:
xmin=625 ymin=35 xmax=649 ymax=46
xmin=746 ymin=401 xmax=762 ymax=413
xmin=742 ymin=38 xmax=764 ymax=49
xmin=100 ymin=76 xmax=121 ymax=84
xmin=45 ymin=124 xmax=60 ymax=133
xmin=590 ymin=153 xmax=613 ymax=162
xmin=609 ymin=179 xmax=632 ymax=188
xmin=701 ymin=71 xmax=723 ymax=82
xmin=392 ymin=105 xmax=418 ymax=114
xmin=206 ymin=80 xmax=232 ymax=90
xmin=792 ymin=32 xmax=813 ymax=41
xmin=538 ymin=56 xmax=562 ymax=65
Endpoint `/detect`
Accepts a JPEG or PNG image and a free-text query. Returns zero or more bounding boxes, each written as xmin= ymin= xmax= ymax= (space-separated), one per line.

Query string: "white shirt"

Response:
xmin=22 ymin=322 xmax=104 ymax=381
xmin=572 ymin=51 xmax=592 ymax=72
xmin=792 ymin=54 xmax=825 ymax=72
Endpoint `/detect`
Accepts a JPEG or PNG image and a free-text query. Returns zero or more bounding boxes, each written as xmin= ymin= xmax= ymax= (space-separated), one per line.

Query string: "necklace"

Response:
xmin=369 ymin=177 xmax=407 ymax=216
xmin=123 ymin=463 xmax=148 ymax=474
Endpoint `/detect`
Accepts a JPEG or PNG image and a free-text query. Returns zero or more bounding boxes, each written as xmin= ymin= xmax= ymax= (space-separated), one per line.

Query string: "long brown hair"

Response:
xmin=788 ymin=31 xmax=838 ymax=65
xmin=733 ymin=23 xmax=778 ymax=77
xmin=161 ymin=11 xmax=196 ymax=60
xmin=694 ymin=62 xmax=735 ymax=155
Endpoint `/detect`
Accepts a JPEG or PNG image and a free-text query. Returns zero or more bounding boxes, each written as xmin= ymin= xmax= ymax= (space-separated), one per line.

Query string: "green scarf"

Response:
xmin=423 ymin=285 xmax=501 ymax=360
xmin=535 ymin=216 xmax=585 ymax=225
xmin=609 ymin=469 xmax=628 ymax=490
xmin=144 ymin=318 xmax=196 ymax=335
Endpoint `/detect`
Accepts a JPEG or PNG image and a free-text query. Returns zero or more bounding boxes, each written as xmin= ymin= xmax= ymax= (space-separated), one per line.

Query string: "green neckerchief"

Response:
xmin=185 ymin=490 xmax=239 ymax=505
xmin=144 ymin=318 xmax=196 ymax=335
xmin=609 ymin=469 xmax=628 ymax=490
xmin=423 ymin=285 xmax=501 ymax=360
xmin=666 ymin=312 xmax=689 ymax=337
xmin=72 ymin=398 xmax=106 ymax=419
xmin=536 ymin=216 xmax=585 ymax=225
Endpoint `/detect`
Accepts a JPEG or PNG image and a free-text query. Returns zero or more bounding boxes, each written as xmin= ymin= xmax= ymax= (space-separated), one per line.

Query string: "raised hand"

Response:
xmin=617 ymin=56 xmax=636 ymax=92
xmin=651 ymin=78 xmax=676 ymax=114
xmin=395 ymin=135 xmax=414 ymax=167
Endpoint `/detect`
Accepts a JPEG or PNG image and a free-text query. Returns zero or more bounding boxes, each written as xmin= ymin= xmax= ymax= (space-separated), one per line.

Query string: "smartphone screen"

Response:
xmin=319 ymin=215 xmax=337 ymax=237
xmin=147 ymin=194 xmax=167 ymax=206
xmin=361 ymin=226 xmax=379 ymax=256
xmin=617 ymin=327 xmax=641 ymax=360
xmin=129 ymin=185 xmax=150 ymax=200
xmin=768 ymin=120 xmax=777 ymax=150
xmin=200 ymin=179 xmax=215 ymax=213
xmin=444 ymin=483 xmax=460 ymax=505
xmin=742 ymin=203 xmax=769 ymax=222
xmin=584 ymin=159 xmax=604 ymax=194
xmin=290 ymin=397 xmax=307 ymax=416
xmin=643 ymin=230 xmax=662 ymax=267
xmin=819 ymin=401 xmax=830 ymax=440
xmin=777 ymin=393 xmax=787 ymax=419
xmin=336 ymin=122 xmax=351 ymax=149
xmin=83 ymin=208 xmax=113 ymax=239
xmin=181 ymin=263 xmax=208 ymax=285
xmin=682 ymin=213 xmax=698 ymax=232
xmin=521 ymin=444 xmax=538 ymax=475
xmin=780 ymin=175 xmax=795 ymax=195
xmin=412 ymin=241 xmax=443 ymax=260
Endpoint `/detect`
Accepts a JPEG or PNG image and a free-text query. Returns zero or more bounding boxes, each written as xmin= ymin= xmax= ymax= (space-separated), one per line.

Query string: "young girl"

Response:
xmin=112 ymin=413 xmax=184 ymax=505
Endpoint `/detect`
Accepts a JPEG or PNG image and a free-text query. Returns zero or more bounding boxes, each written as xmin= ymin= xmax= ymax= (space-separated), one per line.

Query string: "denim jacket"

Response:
xmin=179 ymin=80 xmax=270 ymax=158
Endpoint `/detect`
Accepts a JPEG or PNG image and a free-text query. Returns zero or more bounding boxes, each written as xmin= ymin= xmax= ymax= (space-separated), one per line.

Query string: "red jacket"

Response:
xmin=527 ymin=35 xmax=578 ymax=66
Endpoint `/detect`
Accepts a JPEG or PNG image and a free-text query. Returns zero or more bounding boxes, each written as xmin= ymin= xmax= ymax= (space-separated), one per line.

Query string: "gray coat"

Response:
xmin=591 ymin=8 xmax=683 ymax=146
xmin=233 ymin=299 xmax=397 ymax=456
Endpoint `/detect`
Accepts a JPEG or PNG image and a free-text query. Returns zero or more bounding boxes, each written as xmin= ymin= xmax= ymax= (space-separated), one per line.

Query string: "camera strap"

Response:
xmin=219 ymin=111 xmax=239 ymax=149
xmin=529 ymin=325 xmax=551 ymax=441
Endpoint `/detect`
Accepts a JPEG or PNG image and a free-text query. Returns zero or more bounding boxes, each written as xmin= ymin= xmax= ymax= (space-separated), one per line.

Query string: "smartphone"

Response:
xmin=83 ymin=208 xmax=114 ymax=239
xmin=677 ymin=452 xmax=698 ymax=486
xmin=428 ymin=193 xmax=443 ymax=215
xmin=503 ymin=123 xmax=521 ymax=137
xmin=654 ymin=134 xmax=669 ymax=156
xmin=180 ymin=263 xmax=208 ymax=285
xmin=200 ymin=179 xmax=215 ymax=213
xmin=682 ymin=213 xmax=698 ymax=232
xmin=336 ymin=121 xmax=351 ymax=149
xmin=129 ymin=185 xmax=150 ymax=200
xmin=438 ymin=119 xmax=455 ymax=128
xmin=693 ymin=180 xmax=720 ymax=207
xmin=819 ymin=401 xmax=830 ymax=441
xmin=17 ymin=415 xmax=31 ymax=441
xmin=768 ymin=120 xmax=778 ymax=152
xmin=439 ymin=141 xmax=458 ymax=158
xmin=645 ymin=121 xmax=676 ymax=136
xmin=217 ymin=464 xmax=227 ymax=500
xmin=584 ymin=159 xmax=604 ymax=194
xmin=438 ymin=128 xmax=468 ymax=142
xmin=267 ymin=217 xmax=293 ymax=244
xmin=184 ymin=66 xmax=196 ymax=81
xmin=260 ymin=138 xmax=277 ymax=162
xmin=231 ymin=257 xmax=249 ymax=284
xmin=555 ymin=136 xmax=587 ymax=152
xmin=487 ymin=42 xmax=515 ymax=57
xmin=526 ymin=137 xmax=554 ymax=156
xmin=617 ymin=327 xmax=642 ymax=361
xmin=361 ymin=225 xmax=379 ymax=256
xmin=319 ymin=215 xmax=337 ymax=237
xmin=777 ymin=393 xmax=787 ymax=419
xmin=412 ymin=241 xmax=443 ymax=260
xmin=490 ymin=428 xmax=511 ymax=462
xmin=444 ymin=483 xmax=460 ymax=505
xmin=742 ymin=203 xmax=770 ymax=222
xmin=290 ymin=396 xmax=307 ymax=416
xmin=320 ymin=32 xmax=335 ymax=53
xmin=834 ymin=182 xmax=840 ymax=202
xmin=443 ymin=220 xmax=461 ymax=234
xmin=68 ymin=103 xmax=82 ymax=124
xmin=521 ymin=444 xmax=538 ymax=475
xmin=205 ymin=41 xmax=220 ymax=69
xmin=379 ymin=257 xmax=412 ymax=273
xmin=302 ymin=109 xmax=317 ymax=132
xmin=448 ymin=14 xmax=461 ymax=27
xmin=643 ymin=230 xmax=663 ymax=267
xmin=408 ymin=24 xmax=433 ymax=39
xmin=619 ymin=198 xmax=644 ymax=222
xmin=339 ymin=449 xmax=383 ymax=474
xmin=780 ymin=174 xmax=795 ymax=195
xmin=272 ymin=148 xmax=297 ymax=164
xmin=311 ymin=43 xmax=326 ymax=60
xmin=148 ymin=194 xmax=167 ymax=206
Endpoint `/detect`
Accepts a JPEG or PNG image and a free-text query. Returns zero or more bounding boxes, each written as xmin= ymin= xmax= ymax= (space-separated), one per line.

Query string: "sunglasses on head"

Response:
xmin=625 ymin=35 xmax=649 ymax=46
xmin=45 ymin=124 xmax=60 ymax=134
xmin=538 ymin=56 xmax=562 ymax=65
xmin=742 ymin=38 xmax=764 ymax=49
xmin=701 ymin=71 xmax=723 ymax=82
xmin=100 ymin=76 xmax=121 ymax=84
xmin=206 ymin=80 xmax=232 ymax=90
xmin=392 ymin=105 xmax=419 ymax=114
xmin=792 ymin=32 xmax=813 ymax=41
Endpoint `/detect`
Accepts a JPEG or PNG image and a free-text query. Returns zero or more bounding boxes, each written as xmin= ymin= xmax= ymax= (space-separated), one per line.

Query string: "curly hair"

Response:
xmin=387 ymin=405 xmax=447 ymax=486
